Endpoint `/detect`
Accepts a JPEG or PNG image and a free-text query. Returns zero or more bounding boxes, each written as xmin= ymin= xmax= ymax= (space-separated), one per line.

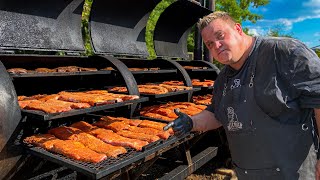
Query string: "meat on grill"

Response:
xmin=49 ymin=126 xmax=127 ymax=158
xmin=100 ymin=116 xmax=142 ymax=126
xmin=89 ymin=128 xmax=149 ymax=151
xmin=93 ymin=121 xmax=131 ymax=132
xmin=58 ymin=91 xmax=122 ymax=106
xmin=23 ymin=134 xmax=62 ymax=150
xmin=35 ymin=68 xmax=56 ymax=73
xmin=72 ymin=122 xmax=148 ymax=151
xmin=52 ymin=140 xmax=107 ymax=163
xmin=192 ymin=94 xmax=213 ymax=105
xmin=138 ymin=120 xmax=173 ymax=134
xmin=117 ymin=130 xmax=160 ymax=143
xmin=24 ymin=134 xmax=106 ymax=163
xmin=128 ymin=126 xmax=170 ymax=140
xmin=24 ymin=99 xmax=90 ymax=113
xmin=140 ymin=102 xmax=206 ymax=121
xmin=140 ymin=112 xmax=174 ymax=121
xmin=7 ymin=68 xmax=28 ymax=74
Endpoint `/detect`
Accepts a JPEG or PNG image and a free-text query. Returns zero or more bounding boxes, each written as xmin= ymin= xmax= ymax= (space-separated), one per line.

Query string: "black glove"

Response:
xmin=163 ymin=109 xmax=193 ymax=137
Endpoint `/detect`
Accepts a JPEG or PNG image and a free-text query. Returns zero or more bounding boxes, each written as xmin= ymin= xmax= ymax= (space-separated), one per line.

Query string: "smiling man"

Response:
xmin=164 ymin=11 xmax=320 ymax=180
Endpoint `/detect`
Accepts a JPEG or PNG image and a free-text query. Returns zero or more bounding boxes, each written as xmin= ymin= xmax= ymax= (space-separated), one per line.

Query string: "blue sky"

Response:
xmin=242 ymin=0 xmax=320 ymax=48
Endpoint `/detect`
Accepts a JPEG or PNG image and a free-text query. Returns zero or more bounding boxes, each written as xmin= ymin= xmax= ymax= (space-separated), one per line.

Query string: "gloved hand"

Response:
xmin=163 ymin=109 xmax=193 ymax=137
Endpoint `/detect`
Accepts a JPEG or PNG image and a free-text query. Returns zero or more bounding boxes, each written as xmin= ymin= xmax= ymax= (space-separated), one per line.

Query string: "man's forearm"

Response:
xmin=191 ymin=110 xmax=222 ymax=132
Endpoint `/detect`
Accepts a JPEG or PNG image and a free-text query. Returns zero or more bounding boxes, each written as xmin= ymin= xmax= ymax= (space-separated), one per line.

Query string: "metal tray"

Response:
xmin=22 ymin=97 xmax=149 ymax=121
xmin=185 ymin=68 xmax=217 ymax=72
xmin=131 ymin=69 xmax=177 ymax=74
xmin=10 ymin=70 xmax=112 ymax=78
xmin=26 ymin=134 xmax=194 ymax=179
xmin=141 ymin=89 xmax=196 ymax=99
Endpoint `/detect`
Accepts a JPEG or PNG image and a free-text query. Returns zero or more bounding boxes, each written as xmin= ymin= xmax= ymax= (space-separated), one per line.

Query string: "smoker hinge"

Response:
xmin=0 ymin=48 xmax=15 ymax=54
xmin=65 ymin=52 xmax=81 ymax=56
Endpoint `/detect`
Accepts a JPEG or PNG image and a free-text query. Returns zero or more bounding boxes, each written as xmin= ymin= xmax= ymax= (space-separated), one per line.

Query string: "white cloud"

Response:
xmin=315 ymin=32 xmax=320 ymax=37
xmin=259 ymin=14 xmax=320 ymax=31
xmin=248 ymin=29 xmax=260 ymax=36
xmin=303 ymin=0 xmax=320 ymax=7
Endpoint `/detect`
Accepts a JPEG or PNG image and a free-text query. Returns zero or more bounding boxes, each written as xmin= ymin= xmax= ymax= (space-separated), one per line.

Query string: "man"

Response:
xmin=164 ymin=11 xmax=320 ymax=179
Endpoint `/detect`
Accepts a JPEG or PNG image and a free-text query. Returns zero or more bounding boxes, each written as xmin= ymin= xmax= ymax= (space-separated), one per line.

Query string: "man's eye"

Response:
xmin=218 ymin=33 xmax=224 ymax=39
xmin=207 ymin=42 xmax=213 ymax=48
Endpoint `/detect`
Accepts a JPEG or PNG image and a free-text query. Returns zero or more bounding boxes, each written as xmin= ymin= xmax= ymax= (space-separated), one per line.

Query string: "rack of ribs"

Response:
xmin=139 ymin=120 xmax=173 ymax=134
xmin=24 ymin=99 xmax=90 ymax=113
xmin=58 ymin=91 xmax=122 ymax=106
xmin=93 ymin=121 xmax=131 ymax=132
xmin=128 ymin=126 xmax=170 ymax=140
xmin=24 ymin=134 xmax=106 ymax=163
xmin=100 ymin=116 xmax=142 ymax=126
xmin=72 ymin=122 xmax=148 ymax=151
xmin=48 ymin=126 xmax=127 ymax=158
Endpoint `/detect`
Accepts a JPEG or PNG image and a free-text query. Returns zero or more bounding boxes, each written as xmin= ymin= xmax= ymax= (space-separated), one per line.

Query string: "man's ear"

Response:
xmin=234 ymin=23 xmax=243 ymax=35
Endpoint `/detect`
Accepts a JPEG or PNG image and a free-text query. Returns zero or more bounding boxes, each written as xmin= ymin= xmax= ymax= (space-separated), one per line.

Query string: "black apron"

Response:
xmin=214 ymin=55 xmax=314 ymax=179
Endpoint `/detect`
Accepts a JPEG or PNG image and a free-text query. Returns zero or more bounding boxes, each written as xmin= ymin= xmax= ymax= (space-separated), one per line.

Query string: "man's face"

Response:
xmin=201 ymin=19 xmax=244 ymax=66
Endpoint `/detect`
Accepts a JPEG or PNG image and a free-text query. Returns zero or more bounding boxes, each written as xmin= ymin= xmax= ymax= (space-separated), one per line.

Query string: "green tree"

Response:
xmin=315 ymin=49 xmax=320 ymax=58
xmin=215 ymin=0 xmax=269 ymax=24
xmin=266 ymin=25 xmax=294 ymax=38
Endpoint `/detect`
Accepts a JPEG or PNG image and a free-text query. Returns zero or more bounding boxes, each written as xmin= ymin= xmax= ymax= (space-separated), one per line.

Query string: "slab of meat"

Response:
xmin=159 ymin=84 xmax=192 ymax=92
xmin=7 ymin=68 xmax=28 ymax=74
xmin=71 ymin=121 xmax=148 ymax=151
xmin=100 ymin=116 xmax=142 ymax=126
xmin=140 ymin=112 xmax=174 ymax=121
xmin=70 ymin=121 xmax=98 ymax=132
xmin=37 ymin=94 xmax=61 ymax=102
xmin=128 ymin=126 xmax=170 ymax=140
xmin=162 ymin=81 xmax=184 ymax=86
xmin=85 ymin=90 xmax=109 ymax=95
xmin=24 ymin=134 xmax=106 ymax=163
xmin=93 ymin=121 xmax=131 ymax=132
xmin=55 ymin=66 xmax=80 ymax=72
xmin=52 ymin=140 xmax=106 ymax=163
xmin=117 ymin=130 xmax=160 ymax=143
xmin=23 ymin=134 xmax=62 ymax=150
xmin=19 ymin=100 xmax=42 ymax=109
xmin=89 ymin=129 xmax=149 ymax=151
xmin=35 ymin=68 xmax=56 ymax=73
xmin=24 ymin=99 xmax=90 ymax=113
xmin=139 ymin=120 xmax=173 ymax=134
xmin=49 ymin=126 xmax=127 ymax=157
xmin=58 ymin=91 xmax=122 ymax=106
xmin=79 ymin=67 xmax=97 ymax=71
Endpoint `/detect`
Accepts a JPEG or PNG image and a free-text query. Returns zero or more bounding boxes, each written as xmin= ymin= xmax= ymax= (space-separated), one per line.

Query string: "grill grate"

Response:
xmin=22 ymin=98 xmax=149 ymax=121
xmin=27 ymin=135 xmax=194 ymax=179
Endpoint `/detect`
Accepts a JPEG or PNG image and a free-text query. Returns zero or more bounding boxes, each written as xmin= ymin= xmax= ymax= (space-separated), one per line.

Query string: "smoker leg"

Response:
xmin=158 ymin=146 xmax=218 ymax=180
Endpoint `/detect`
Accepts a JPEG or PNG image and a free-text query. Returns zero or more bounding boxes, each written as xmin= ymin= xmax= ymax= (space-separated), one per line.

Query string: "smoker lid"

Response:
xmin=89 ymin=0 xmax=161 ymax=57
xmin=0 ymin=0 xmax=85 ymax=53
xmin=153 ymin=0 xmax=211 ymax=59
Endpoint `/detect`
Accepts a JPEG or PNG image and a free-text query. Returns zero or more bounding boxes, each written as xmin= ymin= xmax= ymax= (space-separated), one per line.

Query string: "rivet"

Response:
xmin=276 ymin=168 xmax=280 ymax=172
xmin=244 ymin=170 xmax=248 ymax=174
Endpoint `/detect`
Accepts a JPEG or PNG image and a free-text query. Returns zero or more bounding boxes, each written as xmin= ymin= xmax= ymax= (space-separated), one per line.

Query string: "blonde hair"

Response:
xmin=197 ymin=11 xmax=236 ymax=32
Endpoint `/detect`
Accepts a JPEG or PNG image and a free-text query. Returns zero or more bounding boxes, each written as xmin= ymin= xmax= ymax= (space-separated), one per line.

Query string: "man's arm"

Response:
xmin=191 ymin=110 xmax=222 ymax=132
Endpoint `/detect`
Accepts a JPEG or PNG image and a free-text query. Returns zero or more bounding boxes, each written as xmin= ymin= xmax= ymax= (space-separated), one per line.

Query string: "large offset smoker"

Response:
xmin=0 ymin=0 xmax=220 ymax=179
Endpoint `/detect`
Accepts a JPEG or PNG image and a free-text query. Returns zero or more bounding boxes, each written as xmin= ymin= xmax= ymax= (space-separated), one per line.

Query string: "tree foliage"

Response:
xmin=315 ymin=49 xmax=320 ymax=58
xmin=215 ymin=0 xmax=269 ymax=24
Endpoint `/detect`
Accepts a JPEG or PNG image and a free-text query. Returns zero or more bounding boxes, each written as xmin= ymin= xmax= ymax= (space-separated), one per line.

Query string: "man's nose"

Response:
xmin=214 ymin=41 xmax=222 ymax=49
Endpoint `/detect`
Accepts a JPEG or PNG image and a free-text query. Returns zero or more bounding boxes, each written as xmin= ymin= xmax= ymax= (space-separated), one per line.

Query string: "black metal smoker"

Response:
xmin=0 ymin=0 xmax=219 ymax=179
